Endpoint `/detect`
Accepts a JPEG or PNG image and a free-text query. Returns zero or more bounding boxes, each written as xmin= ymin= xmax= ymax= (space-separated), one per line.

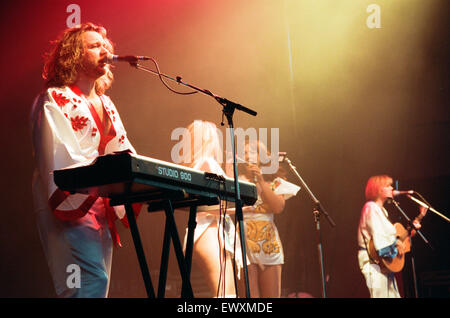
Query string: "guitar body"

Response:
xmin=368 ymin=223 xmax=410 ymax=273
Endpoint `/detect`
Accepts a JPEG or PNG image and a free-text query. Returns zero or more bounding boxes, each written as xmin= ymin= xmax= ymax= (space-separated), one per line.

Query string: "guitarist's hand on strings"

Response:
xmin=396 ymin=240 xmax=406 ymax=256
xmin=412 ymin=206 xmax=428 ymax=230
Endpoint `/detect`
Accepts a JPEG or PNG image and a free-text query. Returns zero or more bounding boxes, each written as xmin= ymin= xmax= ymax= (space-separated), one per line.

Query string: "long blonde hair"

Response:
xmin=181 ymin=120 xmax=222 ymax=168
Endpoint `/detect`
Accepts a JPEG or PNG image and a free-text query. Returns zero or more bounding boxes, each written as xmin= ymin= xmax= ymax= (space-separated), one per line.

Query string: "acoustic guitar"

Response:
xmin=368 ymin=206 xmax=427 ymax=273
xmin=368 ymin=223 xmax=410 ymax=273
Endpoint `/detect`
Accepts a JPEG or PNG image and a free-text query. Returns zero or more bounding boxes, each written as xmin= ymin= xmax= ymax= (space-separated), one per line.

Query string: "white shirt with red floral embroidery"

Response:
xmin=31 ymin=85 xmax=136 ymax=226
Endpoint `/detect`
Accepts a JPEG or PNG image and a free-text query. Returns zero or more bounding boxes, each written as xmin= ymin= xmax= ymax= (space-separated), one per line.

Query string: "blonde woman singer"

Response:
xmin=180 ymin=120 xmax=243 ymax=297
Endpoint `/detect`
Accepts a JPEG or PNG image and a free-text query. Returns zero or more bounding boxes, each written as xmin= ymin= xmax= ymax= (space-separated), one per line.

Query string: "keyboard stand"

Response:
xmin=110 ymin=186 xmax=219 ymax=298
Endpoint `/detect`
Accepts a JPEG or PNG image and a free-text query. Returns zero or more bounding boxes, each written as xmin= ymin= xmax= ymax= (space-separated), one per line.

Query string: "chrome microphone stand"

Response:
xmin=282 ymin=153 xmax=335 ymax=298
xmin=393 ymin=191 xmax=446 ymax=297
xmin=128 ymin=59 xmax=257 ymax=298
xmin=389 ymin=198 xmax=432 ymax=298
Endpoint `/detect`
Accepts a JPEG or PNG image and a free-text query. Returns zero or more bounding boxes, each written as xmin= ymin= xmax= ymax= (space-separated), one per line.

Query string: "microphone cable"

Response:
xmin=133 ymin=57 xmax=198 ymax=96
xmin=216 ymin=175 xmax=229 ymax=298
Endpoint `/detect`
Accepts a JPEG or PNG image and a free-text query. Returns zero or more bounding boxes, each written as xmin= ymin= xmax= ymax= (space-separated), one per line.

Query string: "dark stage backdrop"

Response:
xmin=0 ymin=0 xmax=448 ymax=298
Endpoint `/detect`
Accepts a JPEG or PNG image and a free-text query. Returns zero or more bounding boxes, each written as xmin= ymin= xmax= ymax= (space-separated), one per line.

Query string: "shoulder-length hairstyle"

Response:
xmin=242 ymin=139 xmax=286 ymax=179
xmin=42 ymin=22 xmax=114 ymax=95
xmin=364 ymin=175 xmax=393 ymax=201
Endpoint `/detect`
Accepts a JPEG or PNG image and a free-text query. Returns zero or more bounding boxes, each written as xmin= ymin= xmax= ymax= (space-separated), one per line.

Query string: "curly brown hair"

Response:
xmin=42 ymin=22 xmax=114 ymax=95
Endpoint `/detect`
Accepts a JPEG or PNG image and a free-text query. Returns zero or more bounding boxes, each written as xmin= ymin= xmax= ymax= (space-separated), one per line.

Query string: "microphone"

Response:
xmin=393 ymin=190 xmax=414 ymax=196
xmin=106 ymin=53 xmax=150 ymax=64
xmin=278 ymin=152 xmax=287 ymax=163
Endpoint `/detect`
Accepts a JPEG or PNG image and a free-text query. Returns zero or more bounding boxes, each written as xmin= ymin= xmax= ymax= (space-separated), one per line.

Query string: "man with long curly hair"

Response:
xmin=30 ymin=23 xmax=139 ymax=297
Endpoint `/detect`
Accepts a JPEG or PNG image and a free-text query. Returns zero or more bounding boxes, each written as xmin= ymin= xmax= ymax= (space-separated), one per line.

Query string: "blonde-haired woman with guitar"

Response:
xmin=357 ymin=175 xmax=427 ymax=298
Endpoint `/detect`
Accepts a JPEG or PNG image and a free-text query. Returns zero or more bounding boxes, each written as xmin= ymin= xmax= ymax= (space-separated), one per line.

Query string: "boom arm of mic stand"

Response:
xmin=406 ymin=194 xmax=450 ymax=224
xmin=284 ymin=156 xmax=334 ymax=298
xmin=216 ymin=97 xmax=257 ymax=117
xmin=390 ymin=199 xmax=432 ymax=249
xmin=284 ymin=157 xmax=336 ymax=227
xmin=131 ymin=63 xmax=257 ymax=117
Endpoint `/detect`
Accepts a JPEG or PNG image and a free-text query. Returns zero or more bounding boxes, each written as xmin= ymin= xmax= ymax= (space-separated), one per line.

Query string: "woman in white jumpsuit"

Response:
xmin=357 ymin=175 xmax=426 ymax=298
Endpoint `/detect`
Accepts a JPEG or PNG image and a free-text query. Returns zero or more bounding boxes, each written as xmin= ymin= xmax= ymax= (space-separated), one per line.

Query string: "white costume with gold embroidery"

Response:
xmin=244 ymin=178 xmax=300 ymax=268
